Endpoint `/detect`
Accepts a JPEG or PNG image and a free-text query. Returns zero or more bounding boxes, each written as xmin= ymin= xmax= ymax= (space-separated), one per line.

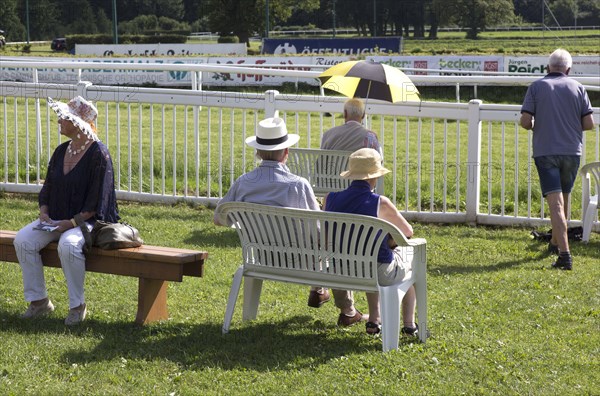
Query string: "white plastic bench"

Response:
xmin=287 ymin=148 xmax=353 ymax=196
xmin=217 ymin=202 xmax=427 ymax=351
xmin=580 ymin=161 xmax=600 ymax=242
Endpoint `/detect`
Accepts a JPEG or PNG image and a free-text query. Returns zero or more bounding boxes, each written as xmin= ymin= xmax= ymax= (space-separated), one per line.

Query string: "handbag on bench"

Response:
xmin=91 ymin=221 xmax=144 ymax=250
xmin=74 ymin=214 xmax=143 ymax=251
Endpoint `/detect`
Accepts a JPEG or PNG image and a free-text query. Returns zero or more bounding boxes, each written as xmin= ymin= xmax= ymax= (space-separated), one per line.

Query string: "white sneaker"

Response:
xmin=65 ymin=303 xmax=87 ymax=326
xmin=21 ymin=299 xmax=54 ymax=319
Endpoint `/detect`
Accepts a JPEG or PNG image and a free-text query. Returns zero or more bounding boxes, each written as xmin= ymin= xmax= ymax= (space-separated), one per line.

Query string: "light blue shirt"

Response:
xmin=215 ymin=160 xmax=319 ymax=224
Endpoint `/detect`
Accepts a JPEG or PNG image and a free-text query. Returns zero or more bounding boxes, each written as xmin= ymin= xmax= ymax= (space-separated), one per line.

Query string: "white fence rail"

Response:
xmin=1 ymin=62 xmax=599 ymax=232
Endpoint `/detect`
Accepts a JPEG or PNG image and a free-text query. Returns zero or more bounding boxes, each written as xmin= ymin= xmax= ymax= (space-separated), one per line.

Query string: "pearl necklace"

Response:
xmin=67 ymin=138 xmax=90 ymax=157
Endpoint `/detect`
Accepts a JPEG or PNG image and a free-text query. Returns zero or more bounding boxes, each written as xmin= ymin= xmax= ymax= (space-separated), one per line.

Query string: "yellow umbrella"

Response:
xmin=319 ymin=60 xmax=420 ymax=103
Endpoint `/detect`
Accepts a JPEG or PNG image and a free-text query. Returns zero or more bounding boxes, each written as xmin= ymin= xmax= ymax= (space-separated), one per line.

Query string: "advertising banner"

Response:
xmin=1 ymin=55 xmax=596 ymax=88
xmin=367 ymin=55 xmax=504 ymax=75
xmin=312 ymin=56 xmax=353 ymax=68
xmin=76 ymin=43 xmax=247 ymax=56
xmin=204 ymin=56 xmax=315 ymax=86
xmin=0 ymin=57 xmax=209 ymax=86
xmin=262 ymin=37 xmax=402 ymax=55
xmin=504 ymin=56 xmax=600 ymax=75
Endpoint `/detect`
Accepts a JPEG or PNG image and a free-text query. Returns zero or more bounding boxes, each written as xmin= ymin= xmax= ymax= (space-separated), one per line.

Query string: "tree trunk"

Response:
xmin=428 ymin=6 xmax=439 ymax=39
xmin=428 ymin=23 xmax=438 ymax=39
xmin=466 ymin=27 xmax=478 ymax=39
xmin=236 ymin=31 xmax=250 ymax=46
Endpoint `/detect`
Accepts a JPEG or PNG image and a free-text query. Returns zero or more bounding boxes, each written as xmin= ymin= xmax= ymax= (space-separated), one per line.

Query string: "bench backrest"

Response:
xmin=287 ymin=148 xmax=353 ymax=196
xmin=217 ymin=202 xmax=413 ymax=291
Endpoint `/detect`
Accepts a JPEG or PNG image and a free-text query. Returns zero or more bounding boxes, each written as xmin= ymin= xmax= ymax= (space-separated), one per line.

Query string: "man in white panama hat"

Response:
xmin=322 ymin=148 xmax=418 ymax=336
xmin=214 ymin=117 xmax=319 ymax=226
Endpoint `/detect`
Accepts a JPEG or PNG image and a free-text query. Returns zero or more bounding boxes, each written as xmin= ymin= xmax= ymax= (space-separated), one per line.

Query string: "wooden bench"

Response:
xmin=0 ymin=230 xmax=208 ymax=325
xmin=217 ymin=202 xmax=427 ymax=352
xmin=287 ymin=148 xmax=384 ymax=197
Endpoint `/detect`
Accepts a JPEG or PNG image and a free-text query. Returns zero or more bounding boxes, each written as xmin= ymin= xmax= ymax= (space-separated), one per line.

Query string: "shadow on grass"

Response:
xmin=432 ymin=237 xmax=599 ymax=275
xmin=184 ymin=226 xmax=240 ymax=248
xmin=0 ymin=311 xmax=394 ymax=369
xmin=572 ymin=239 xmax=600 ymax=259
xmin=526 ymin=238 xmax=600 ymax=260
xmin=429 ymin=255 xmax=541 ymax=275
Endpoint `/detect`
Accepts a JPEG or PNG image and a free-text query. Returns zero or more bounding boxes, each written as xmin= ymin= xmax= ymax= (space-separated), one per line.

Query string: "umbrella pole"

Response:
xmin=364 ymin=81 xmax=372 ymax=127
xmin=364 ymin=80 xmax=372 ymax=107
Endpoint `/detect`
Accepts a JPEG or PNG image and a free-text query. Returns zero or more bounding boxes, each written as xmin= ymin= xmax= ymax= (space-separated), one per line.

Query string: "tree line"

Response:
xmin=1 ymin=0 xmax=598 ymax=44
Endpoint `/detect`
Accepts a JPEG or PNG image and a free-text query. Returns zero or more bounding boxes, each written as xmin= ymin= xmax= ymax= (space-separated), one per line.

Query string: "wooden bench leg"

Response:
xmin=135 ymin=278 xmax=169 ymax=325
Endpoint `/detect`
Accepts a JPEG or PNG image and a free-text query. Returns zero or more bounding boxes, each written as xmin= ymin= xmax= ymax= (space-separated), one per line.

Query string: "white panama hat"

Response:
xmin=245 ymin=117 xmax=299 ymax=151
xmin=48 ymin=96 xmax=99 ymax=141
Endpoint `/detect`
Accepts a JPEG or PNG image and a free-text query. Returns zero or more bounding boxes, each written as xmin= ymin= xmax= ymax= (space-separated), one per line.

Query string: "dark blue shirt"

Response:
xmin=39 ymin=141 xmax=119 ymax=223
xmin=325 ymin=180 xmax=393 ymax=263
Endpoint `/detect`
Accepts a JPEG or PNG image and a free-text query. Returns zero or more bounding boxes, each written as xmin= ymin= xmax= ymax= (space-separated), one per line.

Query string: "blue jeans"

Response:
xmin=534 ymin=155 xmax=580 ymax=197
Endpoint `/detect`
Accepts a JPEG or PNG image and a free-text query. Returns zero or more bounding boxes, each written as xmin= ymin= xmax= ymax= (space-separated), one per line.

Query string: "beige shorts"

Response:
xmin=377 ymin=248 xmax=411 ymax=286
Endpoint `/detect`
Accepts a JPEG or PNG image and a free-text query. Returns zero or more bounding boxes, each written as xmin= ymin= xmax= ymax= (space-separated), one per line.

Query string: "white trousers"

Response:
xmin=13 ymin=220 xmax=92 ymax=309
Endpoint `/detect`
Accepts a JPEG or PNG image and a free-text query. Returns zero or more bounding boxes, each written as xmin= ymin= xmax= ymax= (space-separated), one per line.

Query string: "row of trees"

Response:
xmin=1 ymin=0 xmax=598 ymax=44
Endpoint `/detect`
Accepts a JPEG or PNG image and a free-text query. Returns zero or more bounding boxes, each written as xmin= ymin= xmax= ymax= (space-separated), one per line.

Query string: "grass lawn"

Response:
xmin=1 ymin=193 xmax=598 ymax=395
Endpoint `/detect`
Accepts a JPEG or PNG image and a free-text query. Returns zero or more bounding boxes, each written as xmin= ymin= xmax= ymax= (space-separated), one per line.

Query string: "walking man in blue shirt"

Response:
xmin=520 ymin=48 xmax=595 ymax=270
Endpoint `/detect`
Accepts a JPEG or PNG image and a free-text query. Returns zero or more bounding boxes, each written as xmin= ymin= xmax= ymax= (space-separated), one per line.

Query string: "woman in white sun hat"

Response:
xmin=13 ymin=96 xmax=119 ymax=326
xmin=214 ymin=116 xmax=319 ymax=226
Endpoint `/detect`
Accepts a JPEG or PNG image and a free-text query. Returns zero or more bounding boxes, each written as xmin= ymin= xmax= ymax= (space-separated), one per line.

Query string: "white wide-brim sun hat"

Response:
xmin=340 ymin=148 xmax=391 ymax=180
xmin=48 ymin=96 xmax=99 ymax=140
xmin=245 ymin=117 xmax=299 ymax=151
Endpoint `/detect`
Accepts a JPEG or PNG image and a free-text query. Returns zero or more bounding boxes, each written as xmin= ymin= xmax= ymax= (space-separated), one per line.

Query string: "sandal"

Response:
xmin=401 ymin=324 xmax=419 ymax=337
xmin=365 ymin=321 xmax=381 ymax=335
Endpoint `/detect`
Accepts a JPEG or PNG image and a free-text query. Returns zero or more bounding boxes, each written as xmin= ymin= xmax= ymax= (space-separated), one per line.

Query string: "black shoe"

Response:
xmin=552 ymin=253 xmax=573 ymax=270
xmin=401 ymin=324 xmax=419 ymax=337
xmin=547 ymin=242 xmax=559 ymax=255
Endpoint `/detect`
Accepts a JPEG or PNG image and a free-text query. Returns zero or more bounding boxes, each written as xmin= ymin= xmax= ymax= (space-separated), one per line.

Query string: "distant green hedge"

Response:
xmin=66 ymin=34 xmax=188 ymax=50
xmin=143 ymin=30 xmax=191 ymax=36
xmin=217 ymin=36 xmax=239 ymax=43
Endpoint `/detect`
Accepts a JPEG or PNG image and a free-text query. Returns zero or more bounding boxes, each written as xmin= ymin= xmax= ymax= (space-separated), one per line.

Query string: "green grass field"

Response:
xmin=1 ymin=193 xmax=598 ymax=395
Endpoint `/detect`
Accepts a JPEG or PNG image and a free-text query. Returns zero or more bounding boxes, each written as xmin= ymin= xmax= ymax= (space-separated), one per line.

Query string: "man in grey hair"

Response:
xmin=320 ymin=98 xmax=381 ymax=153
xmin=520 ymin=48 xmax=595 ymax=270
xmin=307 ymin=98 xmax=384 ymax=311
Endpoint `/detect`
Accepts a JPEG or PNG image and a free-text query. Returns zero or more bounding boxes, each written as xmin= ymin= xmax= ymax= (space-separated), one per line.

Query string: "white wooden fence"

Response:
xmin=1 ymin=62 xmax=599 ymax=231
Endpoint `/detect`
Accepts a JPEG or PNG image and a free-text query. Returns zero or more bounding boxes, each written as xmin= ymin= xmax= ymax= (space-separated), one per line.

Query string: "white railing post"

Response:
xmin=466 ymin=99 xmax=482 ymax=224
xmin=76 ymin=81 xmax=93 ymax=99
xmin=33 ymin=69 xmax=42 ymax=184
xmin=264 ymin=90 xmax=279 ymax=118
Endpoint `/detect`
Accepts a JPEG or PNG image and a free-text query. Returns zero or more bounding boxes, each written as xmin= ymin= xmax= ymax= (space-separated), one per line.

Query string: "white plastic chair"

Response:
xmin=217 ymin=202 xmax=428 ymax=351
xmin=286 ymin=148 xmax=353 ymax=196
xmin=580 ymin=162 xmax=600 ymax=242
xmin=287 ymin=148 xmax=384 ymax=196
